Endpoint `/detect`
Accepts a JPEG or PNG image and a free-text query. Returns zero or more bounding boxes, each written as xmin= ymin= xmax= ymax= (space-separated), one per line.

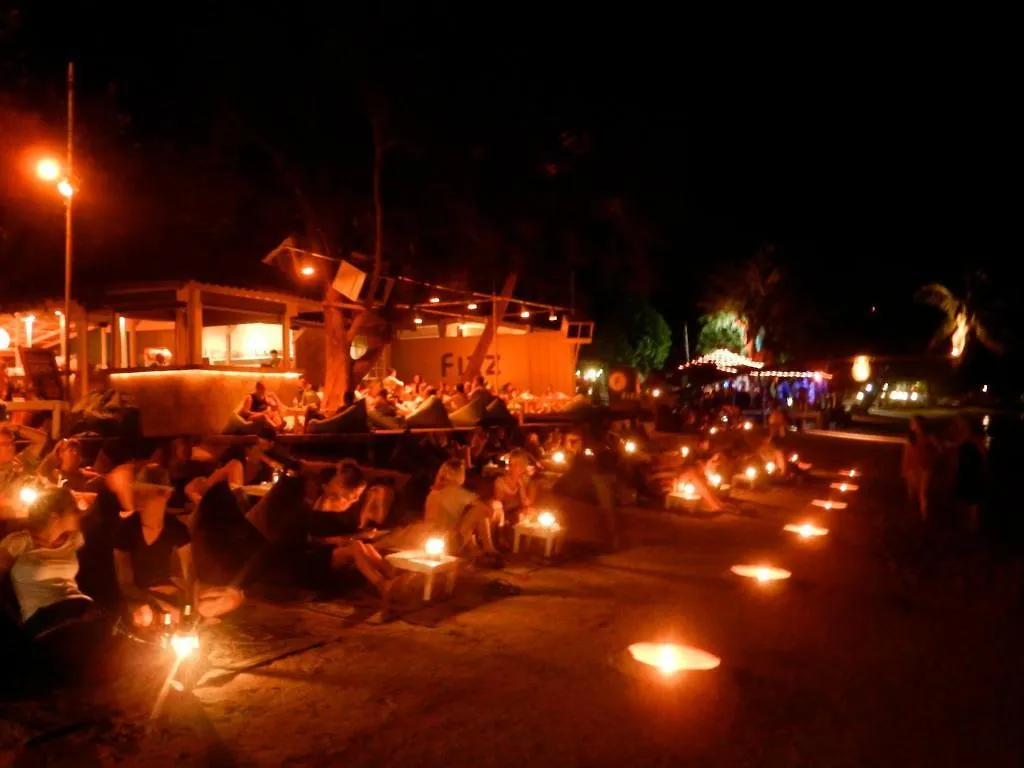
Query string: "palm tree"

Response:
xmin=916 ymin=278 xmax=1002 ymax=362
xmin=700 ymin=246 xmax=785 ymax=356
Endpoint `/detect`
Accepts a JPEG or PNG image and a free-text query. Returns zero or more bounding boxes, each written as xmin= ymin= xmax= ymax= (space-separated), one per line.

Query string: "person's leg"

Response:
xmin=350 ymin=541 xmax=397 ymax=594
xmin=460 ymin=503 xmax=498 ymax=554
xmin=196 ymin=586 xmax=244 ymax=619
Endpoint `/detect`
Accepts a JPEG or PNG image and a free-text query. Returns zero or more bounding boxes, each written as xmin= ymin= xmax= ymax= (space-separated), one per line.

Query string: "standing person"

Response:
xmin=950 ymin=416 xmax=987 ymax=533
xmin=902 ymin=416 xmax=937 ymax=521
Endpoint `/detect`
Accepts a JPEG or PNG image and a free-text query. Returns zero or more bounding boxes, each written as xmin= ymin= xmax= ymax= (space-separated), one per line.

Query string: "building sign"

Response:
xmin=441 ymin=353 xmax=500 ymax=379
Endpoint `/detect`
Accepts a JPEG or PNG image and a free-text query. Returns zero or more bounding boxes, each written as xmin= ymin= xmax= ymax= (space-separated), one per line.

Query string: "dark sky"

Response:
xmin=2 ymin=5 xmax=1020 ymax=361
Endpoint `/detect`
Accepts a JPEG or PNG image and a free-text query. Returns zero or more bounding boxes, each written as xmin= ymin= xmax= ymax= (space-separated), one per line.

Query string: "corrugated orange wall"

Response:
xmin=389 ymin=331 xmax=575 ymax=393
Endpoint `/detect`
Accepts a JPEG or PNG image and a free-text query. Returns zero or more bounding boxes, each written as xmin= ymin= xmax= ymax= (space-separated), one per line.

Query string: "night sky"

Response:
xmin=2 ymin=6 xmax=1020 ymax=365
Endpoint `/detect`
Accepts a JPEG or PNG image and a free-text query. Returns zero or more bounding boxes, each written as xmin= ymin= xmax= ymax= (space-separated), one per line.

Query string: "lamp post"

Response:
xmin=33 ymin=63 xmax=74 ymax=398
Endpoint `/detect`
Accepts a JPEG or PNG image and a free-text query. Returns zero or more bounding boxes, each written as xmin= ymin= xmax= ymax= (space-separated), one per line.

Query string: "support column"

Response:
xmin=128 ymin=319 xmax=139 ymax=367
xmin=111 ymin=312 xmax=124 ymax=369
xmin=73 ymin=304 xmax=88 ymax=399
xmin=186 ymin=282 xmax=203 ymax=364
xmin=281 ymin=303 xmax=294 ymax=370
xmin=100 ymin=326 xmax=108 ymax=369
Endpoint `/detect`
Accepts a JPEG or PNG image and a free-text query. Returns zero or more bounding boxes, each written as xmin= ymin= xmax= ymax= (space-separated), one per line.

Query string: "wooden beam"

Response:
xmin=463 ymin=273 xmax=516 ymax=382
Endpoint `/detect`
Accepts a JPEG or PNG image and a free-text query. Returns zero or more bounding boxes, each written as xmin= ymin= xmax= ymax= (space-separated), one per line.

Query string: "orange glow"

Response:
xmin=300 ymin=264 xmax=316 ymax=276
xmin=744 ymin=466 xmax=758 ymax=480
xmin=413 ymin=316 xmax=424 ymax=325
xmin=852 ymin=355 xmax=871 ymax=382
xmin=110 ymin=368 xmax=300 ymax=380
xmin=623 ymin=440 xmax=637 ymax=454
xmin=675 ymin=481 xmax=698 ymax=498
xmin=520 ymin=309 xmax=530 ymax=319
xmin=743 ymin=421 xmax=753 ymax=430
xmin=36 ymin=158 xmax=61 ymax=181
xmin=429 ymin=296 xmax=440 ymax=304
xmin=57 ymin=179 xmax=74 ymax=198
xmin=706 ymin=471 xmax=722 ymax=488
xmin=628 ymin=642 xmax=721 ymax=676
xmin=548 ymin=312 xmax=558 ymax=322
xmin=537 ymin=511 xmax=558 ymax=528
xmin=551 ymin=450 xmax=566 ymax=464
xmin=584 ymin=448 xmax=594 ymax=457
xmin=789 ymin=453 xmax=799 ymax=463
xmin=812 ymin=499 xmax=847 ymax=510
xmin=467 ymin=303 xmax=478 ymax=310
xmin=171 ymin=632 xmax=200 ymax=659
xmin=651 ymin=388 xmax=662 ymax=398
xmin=424 ymin=537 xmax=446 ymax=559
xmin=708 ymin=426 xmax=718 ymax=435
xmin=731 ymin=564 xmax=791 ymax=583
xmin=764 ymin=461 xmax=777 ymax=474
xmin=680 ymin=445 xmax=690 ymax=458
xmin=830 ymin=482 xmax=858 ymax=493
xmin=838 ymin=469 xmax=859 ymax=478
xmin=784 ymin=522 xmax=829 ymax=538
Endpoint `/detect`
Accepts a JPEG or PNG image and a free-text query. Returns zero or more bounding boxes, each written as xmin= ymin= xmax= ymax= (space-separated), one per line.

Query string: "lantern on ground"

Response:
xmin=627 ymin=643 xmax=721 ymax=677
xmin=623 ymin=440 xmax=637 ymax=455
xmin=731 ymin=564 xmax=791 ymax=583
xmin=424 ymin=537 xmax=446 ymax=560
xmin=537 ymin=511 xmax=558 ymax=529
xmin=784 ymin=523 xmax=829 ymax=539
xmin=170 ymin=632 xmax=200 ymax=660
xmin=551 ymin=450 xmax=566 ymax=465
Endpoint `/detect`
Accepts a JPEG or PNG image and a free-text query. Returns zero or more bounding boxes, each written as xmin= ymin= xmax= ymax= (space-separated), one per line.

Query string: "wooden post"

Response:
xmin=128 ymin=319 xmax=138 ymax=367
xmin=186 ymin=282 xmax=203 ymax=364
xmin=281 ymin=303 xmax=293 ymax=369
xmin=111 ymin=312 xmax=123 ymax=369
xmin=73 ymin=304 xmax=88 ymax=399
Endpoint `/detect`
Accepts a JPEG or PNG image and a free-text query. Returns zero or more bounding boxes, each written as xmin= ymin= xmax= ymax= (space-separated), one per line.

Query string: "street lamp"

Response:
xmin=30 ymin=63 xmax=75 ymax=400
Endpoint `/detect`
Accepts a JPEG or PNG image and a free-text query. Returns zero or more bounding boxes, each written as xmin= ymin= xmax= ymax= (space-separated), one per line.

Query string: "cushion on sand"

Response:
xmin=405 ymin=395 xmax=453 ymax=428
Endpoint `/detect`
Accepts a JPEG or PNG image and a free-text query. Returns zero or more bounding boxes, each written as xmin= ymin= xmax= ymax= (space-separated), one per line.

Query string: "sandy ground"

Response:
xmin=3 ymin=432 xmax=1022 ymax=767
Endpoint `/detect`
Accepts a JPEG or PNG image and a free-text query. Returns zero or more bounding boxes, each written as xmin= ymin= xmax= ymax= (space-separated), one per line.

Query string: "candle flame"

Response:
xmin=680 ymin=445 xmax=690 ymax=458
xmin=743 ymin=421 xmax=753 ymax=431
xmin=745 ymin=466 xmax=758 ymax=480
xmin=170 ymin=632 xmax=200 ymax=659
xmin=537 ymin=511 xmax=558 ymax=528
xmin=624 ymin=440 xmax=637 ymax=454
xmin=765 ymin=461 xmax=776 ymax=474
xmin=18 ymin=486 xmax=39 ymax=505
xmin=552 ymin=450 xmax=566 ymax=464
xmin=706 ymin=472 xmax=722 ymax=488
xmin=424 ymin=537 xmax=446 ymax=558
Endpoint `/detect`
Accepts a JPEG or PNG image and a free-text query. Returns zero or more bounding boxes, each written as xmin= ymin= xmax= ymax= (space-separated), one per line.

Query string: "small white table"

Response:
xmin=513 ymin=521 xmax=565 ymax=558
xmin=385 ymin=550 xmax=460 ymax=601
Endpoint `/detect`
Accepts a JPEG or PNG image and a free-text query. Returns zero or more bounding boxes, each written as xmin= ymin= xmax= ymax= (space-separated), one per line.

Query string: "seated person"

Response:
xmin=493 ymin=450 xmax=537 ymax=526
xmin=424 ymin=459 xmax=502 ymax=567
xmin=0 ymin=486 xmax=107 ymax=648
xmin=756 ymin=436 xmax=789 ymax=479
xmin=239 ymin=381 xmax=284 ymax=430
xmin=1 ymin=424 xmax=48 ymax=520
xmin=38 ymin=438 xmax=98 ymax=491
xmin=115 ymin=466 xmax=243 ymax=626
xmin=445 ymin=383 xmax=468 ymax=412
xmin=189 ymin=427 xmax=290 ymax=499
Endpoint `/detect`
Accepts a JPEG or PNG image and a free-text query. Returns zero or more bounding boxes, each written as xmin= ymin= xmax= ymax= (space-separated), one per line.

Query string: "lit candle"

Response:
xmin=743 ymin=421 xmax=753 ymax=431
xmin=551 ymin=450 xmax=566 ymax=465
xmin=680 ymin=445 xmax=690 ymax=458
xmin=745 ymin=466 xmax=758 ymax=481
xmin=424 ymin=537 xmax=446 ymax=560
xmin=537 ymin=511 xmax=558 ymax=528
xmin=623 ymin=440 xmax=637 ymax=454
xmin=628 ymin=642 xmax=721 ymax=676
xmin=764 ymin=461 xmax=776 ymax=474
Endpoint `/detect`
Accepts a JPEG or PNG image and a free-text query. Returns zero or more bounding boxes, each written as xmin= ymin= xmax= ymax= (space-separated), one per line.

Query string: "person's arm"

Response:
xmin=114 ymin=550 xmax=151 ymax=604
xmin=239 ymin=395 xmax=254 ymax=420
xmin=175 ymin=543 xmax=197 ymax=603
xmin=12 ymin=424 xmax=48 ymax=465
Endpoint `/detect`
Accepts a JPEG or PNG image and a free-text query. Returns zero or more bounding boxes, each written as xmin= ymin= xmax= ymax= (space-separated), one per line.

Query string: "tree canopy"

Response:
xmin=697 ymin=311 xmax=746 ymax=354
xmin=591 ymin=300 xmax=671 ymax=374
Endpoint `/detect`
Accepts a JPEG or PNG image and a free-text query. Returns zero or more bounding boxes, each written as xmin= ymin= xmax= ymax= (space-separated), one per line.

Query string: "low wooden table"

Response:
xmin=665 ymin=491 xmax=701 ymax=512
xmin=385 ymin=550 xmax=460 ymax=601
xmin=513 ymin=520 xmax=565 ymax=558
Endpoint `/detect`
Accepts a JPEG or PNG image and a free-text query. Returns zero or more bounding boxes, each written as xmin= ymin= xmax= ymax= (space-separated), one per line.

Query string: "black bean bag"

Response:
xmin=405 ymin=395 xmax=453 ymax=429
xmin=307 ymin=399 xmax=370 ymax=434
xmin=449 ymin=390 xmax=493 ymax=426
xmin=368 ymin=408 xmax=405 ymax=431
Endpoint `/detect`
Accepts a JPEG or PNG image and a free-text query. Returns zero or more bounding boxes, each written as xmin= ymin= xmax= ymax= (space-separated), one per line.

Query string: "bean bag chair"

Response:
xmin=449 ymin=390 xmax=494 ymax=426
xmin=482 ymin=396 xmax=513 ymax=422
xmin=405 ymin=395 xmax=453 ymax=429
xmin=222 ymin=412 xmax=263 ymax=435
xmin=307 ymin=399 xmax=369 ymax=435
xmin=368 ymin=408 xmax=404 ymax=431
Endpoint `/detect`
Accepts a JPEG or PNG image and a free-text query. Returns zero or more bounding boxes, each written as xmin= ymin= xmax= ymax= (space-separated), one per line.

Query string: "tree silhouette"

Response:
xmin=916 ymin=275 xmax=1002 ymax=362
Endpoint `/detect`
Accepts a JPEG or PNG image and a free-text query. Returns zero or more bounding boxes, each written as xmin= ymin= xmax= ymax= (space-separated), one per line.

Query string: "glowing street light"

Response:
xmin=36 ymin=158 xmax=61 ymax=181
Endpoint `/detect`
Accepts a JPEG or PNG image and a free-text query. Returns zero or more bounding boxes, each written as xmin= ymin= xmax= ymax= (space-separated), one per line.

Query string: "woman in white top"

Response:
xmin=0 ymin=486 xmax=93 ymax=639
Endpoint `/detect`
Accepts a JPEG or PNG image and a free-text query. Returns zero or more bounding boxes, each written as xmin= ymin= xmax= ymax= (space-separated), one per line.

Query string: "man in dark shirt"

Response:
xmin=115 ymin=466 xmax=243 ymax=627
